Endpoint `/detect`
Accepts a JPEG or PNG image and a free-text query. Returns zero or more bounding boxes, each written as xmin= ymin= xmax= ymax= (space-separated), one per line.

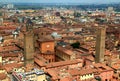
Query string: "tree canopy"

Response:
xmin=70 ymin=42 xmax=80 ymax=48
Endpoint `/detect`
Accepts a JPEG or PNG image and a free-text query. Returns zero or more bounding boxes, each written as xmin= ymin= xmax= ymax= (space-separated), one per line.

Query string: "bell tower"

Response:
xmin=24 ymin=19 xmax=34 ymax=66
xmin=95 ymin=27 xmax=106 ymax=63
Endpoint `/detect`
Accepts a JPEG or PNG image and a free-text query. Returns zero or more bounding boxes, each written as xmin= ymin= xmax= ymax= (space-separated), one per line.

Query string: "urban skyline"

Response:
xmin=0 ymin=1 xmax=120 ymax=81
xmin=0 ymin=0 xmax=120 ymax=4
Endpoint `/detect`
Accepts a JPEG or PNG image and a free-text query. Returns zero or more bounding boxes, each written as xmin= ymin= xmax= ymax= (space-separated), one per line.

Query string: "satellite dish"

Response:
xmin=16 ymin=27 xmax=21 ymax=32
xmin=0 ymin=36 xmax=2 ymax=40
xmin=51 ymin=32 xmax=61 ymax=39
xmin=69 ymin=28 xmax=74 ymax=32
xmin=51 ymin=32 xmax=58 ymax=37
xmin=12 ymin=31 xmax=19 ymax=39
xmin=0 ymin=36 xmax=4 ymax=43
xmin=12 ymin=31 xmax=18 ymax=35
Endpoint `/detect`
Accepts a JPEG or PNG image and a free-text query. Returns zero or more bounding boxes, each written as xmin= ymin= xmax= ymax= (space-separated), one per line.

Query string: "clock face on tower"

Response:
xmin=46 ymin=45 xmax=50 ymax=48
xmin=40 ymin=42 xmax=54 ymax=53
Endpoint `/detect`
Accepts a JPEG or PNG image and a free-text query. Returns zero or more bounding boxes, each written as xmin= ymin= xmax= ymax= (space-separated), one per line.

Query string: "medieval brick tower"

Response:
xmin=95 ymin=27 xmax=106 ymax=63
xmin=24 ymin=19 xmax=34 ymax=66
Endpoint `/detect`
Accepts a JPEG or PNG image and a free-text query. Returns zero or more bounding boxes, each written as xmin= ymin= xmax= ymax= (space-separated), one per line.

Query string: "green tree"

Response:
xmin=74 ymin=12 xmax=81 ymax=17
xmin=71 ymin=42 xmax=80 ymax=48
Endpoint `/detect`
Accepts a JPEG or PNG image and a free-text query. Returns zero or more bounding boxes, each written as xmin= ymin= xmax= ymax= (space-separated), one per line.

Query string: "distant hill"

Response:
xmin=0 ymin=3 xmax=120 ymax=11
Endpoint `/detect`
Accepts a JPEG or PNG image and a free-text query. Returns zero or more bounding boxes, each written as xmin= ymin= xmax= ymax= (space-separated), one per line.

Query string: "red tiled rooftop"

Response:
xmin=37 ymin=37 xmax=54 ymax=43
xmin=3 ymin=63 xmax=23 ymax=72
xmin=93 ymin=63 xmax=113 ymax=72
xmin=33 ymin=27 xmax=53 ymax=35
xmin=105 ymin=50 xmax=112 ymax=56
xmin=0 ymin=52 xmax=22 ymax=57
xmin=60 ymin=77 xmax=72 ymax=81
xmin=46 ymin=69 xmax=59 ymax=80
xmin=0 ymin=46 xmax=20 ymax=52
xmin=46 ymin=59 xmax=83 ymax=69
xmin=68 ymin=69 xmax=97 ymax=76
xmin=0 ymin=73 xmax=7 ymax=80
xmin=34 ymin=58 xmax=46 ymax=67
xmin=112 ymin=64 xmax=120 ymax=70
xmin=56 ymin=46 xmax=74 ymax=56
xmin=85 ymin=55 xmax=95 ymax=62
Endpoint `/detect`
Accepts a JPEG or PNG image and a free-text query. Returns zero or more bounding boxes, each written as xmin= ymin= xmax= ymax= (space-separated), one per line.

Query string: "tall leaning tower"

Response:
xmin=24 ymin=19 xmax=34 ymax=66
xmin=95 ymin=27 xmax=106 ymax=63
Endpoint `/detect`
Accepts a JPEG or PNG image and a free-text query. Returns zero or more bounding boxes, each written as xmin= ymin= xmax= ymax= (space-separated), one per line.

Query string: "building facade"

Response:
xmin=38 ymin=39 xmax=55 ymax=63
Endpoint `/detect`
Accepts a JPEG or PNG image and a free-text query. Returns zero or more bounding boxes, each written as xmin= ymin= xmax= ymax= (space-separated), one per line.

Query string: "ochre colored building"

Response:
xmin=55 ymin=46 xmax=76 ymax=61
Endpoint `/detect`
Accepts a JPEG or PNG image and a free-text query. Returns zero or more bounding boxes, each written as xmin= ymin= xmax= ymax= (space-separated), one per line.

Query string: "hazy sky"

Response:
xmin=1 ymin=0 xmax=120 ymax=3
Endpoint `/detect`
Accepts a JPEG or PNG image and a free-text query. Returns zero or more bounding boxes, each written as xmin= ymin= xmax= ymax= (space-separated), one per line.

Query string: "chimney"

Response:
xmin=95 ymin=27 xmax=106 ymax=63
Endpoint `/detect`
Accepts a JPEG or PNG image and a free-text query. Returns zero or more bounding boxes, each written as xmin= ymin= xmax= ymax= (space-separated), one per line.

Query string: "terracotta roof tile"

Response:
xmin=3 ymin=63 xmax=23 ymax=72
xmin=60 ymin=77 xmax=72 ymax=81
xmin=0 ymin=73 xmax=7 ymax=80
xmin=68 ymin=69 xmax=97 ymax=76
xmin=56 ymin=46 xmax=74 ymax=56
xmin=46 ymin=59 xmax=83 ymax=69
xmin=0 ymin=46 xmax=20 ymax=52
xmin=34 ymin=58 xmax=46 ymax=67
xmin=46 ymin=69 xmax=59 ymax=80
